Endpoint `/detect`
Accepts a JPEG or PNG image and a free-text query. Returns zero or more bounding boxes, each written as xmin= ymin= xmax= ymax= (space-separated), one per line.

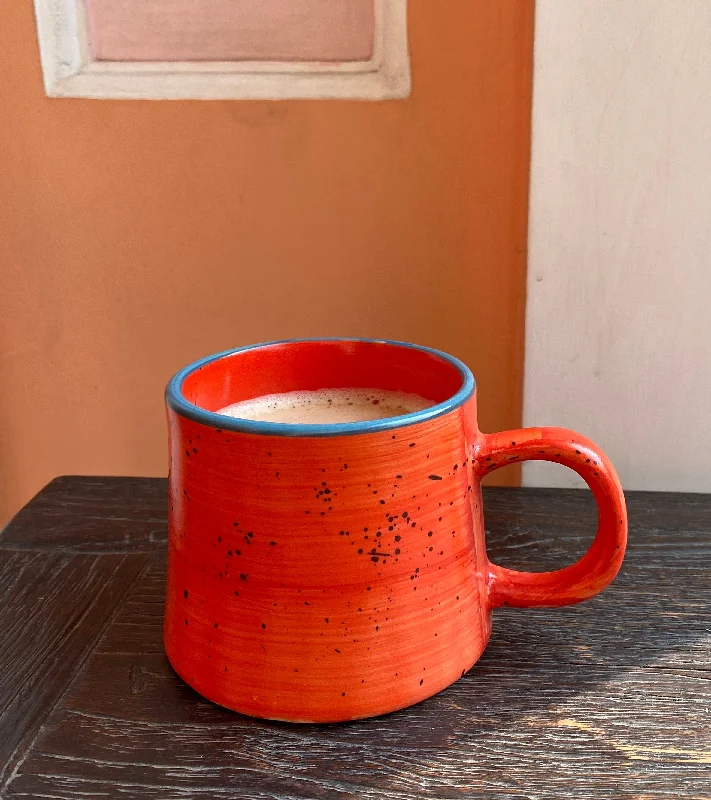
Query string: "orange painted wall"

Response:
xmin=0 ymin=1 xmax=534 ymax=525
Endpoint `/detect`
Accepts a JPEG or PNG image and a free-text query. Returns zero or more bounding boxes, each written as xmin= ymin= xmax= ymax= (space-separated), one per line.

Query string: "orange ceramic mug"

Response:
xmin=164 ymin=339 xmax=627 ymax=722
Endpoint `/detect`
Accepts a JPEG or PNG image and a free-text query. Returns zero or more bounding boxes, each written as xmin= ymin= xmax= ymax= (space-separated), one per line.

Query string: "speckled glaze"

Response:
xmin=164 ymin=340 xmax=627 ymax=722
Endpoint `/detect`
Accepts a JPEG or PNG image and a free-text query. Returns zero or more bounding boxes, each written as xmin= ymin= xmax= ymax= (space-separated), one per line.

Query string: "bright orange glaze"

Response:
xmin=164 ymin=396 xmax=490 ymax=722
xmin=164 ymin=341 xmax=627 ymax=722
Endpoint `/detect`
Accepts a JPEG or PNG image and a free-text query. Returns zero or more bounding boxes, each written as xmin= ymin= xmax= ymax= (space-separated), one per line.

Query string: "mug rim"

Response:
xmin=165 ymin=338 xmax=475 ymax=437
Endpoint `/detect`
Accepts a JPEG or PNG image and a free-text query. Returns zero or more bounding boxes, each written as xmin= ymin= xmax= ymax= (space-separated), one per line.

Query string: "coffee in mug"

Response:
xmin=217 ymin=388 xmax=434 ymax=425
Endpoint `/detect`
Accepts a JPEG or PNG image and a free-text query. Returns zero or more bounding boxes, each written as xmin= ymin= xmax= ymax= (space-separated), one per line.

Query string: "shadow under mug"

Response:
xmin=164 ymin=338 xmax=627 ymax=723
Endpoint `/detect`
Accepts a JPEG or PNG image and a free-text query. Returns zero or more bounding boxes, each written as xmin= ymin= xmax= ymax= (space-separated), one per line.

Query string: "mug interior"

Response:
xmin=167 ymin=339 xmax=474 ymax=435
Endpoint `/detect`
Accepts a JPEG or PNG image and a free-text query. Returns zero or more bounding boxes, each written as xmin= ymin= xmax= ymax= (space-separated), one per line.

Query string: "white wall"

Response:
xmin=524 ymin=0 xmax=711 ymax=492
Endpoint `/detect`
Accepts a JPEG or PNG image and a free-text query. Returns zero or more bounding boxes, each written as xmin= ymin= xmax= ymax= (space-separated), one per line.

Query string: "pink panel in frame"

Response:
xmin=85 ymin=0 xmax=375 ymax=63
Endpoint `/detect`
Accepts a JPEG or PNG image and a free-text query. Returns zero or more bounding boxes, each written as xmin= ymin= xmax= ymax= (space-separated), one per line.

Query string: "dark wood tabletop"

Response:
xmin=1 ymin=477 xmax=709 ymax=799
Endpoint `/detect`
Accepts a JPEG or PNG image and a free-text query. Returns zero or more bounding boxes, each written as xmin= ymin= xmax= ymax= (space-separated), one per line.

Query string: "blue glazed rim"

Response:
xmin=165 ymin=338 xmax=475 ymax=437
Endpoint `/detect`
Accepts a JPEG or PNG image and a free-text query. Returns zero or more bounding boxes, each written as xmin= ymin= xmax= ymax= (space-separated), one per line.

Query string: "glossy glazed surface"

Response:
xmin=165 ymin=398 xmax=487 ymax=722
xmin=168 ymin=338 xmax=472 ymax=437
xmin=164 ymin=340 xmax=627 ymax=722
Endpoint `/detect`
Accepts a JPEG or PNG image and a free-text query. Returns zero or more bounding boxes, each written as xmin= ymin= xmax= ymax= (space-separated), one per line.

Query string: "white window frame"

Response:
xmin=33 ymin=0 xmax=410 ymax=100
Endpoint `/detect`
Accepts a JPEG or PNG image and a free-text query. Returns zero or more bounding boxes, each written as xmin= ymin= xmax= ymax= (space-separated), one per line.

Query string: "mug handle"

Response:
xmin=473 ymin=427 xmax=627 ymax=608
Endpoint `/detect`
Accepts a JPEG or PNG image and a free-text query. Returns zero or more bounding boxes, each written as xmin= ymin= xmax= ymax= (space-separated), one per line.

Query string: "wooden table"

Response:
xmin=1 ymin=477 xmax=709 ymax=799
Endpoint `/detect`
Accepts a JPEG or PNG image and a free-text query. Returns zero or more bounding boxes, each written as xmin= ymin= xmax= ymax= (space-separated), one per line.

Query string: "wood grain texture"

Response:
xmin=1 ymin=476 xmax=168 ymax=552
xmin=1 ymin=479 xmax=709 ymax=798
xmin=0 ymin=550 xmax=147 ymax=789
